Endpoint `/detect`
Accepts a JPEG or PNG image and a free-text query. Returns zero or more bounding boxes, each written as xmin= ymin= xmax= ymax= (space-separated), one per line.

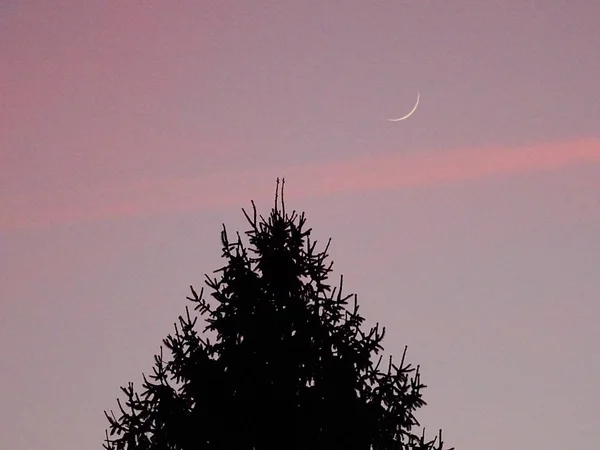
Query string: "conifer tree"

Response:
xmin=104 ymin=179 xmax=452 ymax=450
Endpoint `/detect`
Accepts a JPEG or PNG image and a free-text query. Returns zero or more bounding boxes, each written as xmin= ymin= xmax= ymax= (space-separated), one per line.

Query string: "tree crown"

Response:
xmin=104 ymin=179 xmax=451 ymax=450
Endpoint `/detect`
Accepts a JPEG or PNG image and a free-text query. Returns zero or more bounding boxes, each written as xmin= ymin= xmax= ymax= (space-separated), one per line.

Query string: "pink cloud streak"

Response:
xmin=3 ymin=138 xmax=600 ymax=231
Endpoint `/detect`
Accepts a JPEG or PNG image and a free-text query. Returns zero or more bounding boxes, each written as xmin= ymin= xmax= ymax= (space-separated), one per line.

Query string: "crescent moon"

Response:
xmin=388 ymin=92 xmax=420 ymax=122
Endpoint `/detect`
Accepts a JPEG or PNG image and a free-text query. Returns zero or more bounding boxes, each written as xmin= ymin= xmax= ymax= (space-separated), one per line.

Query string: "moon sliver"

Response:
xmin=388 ymin=92 xmax=420 ymax=122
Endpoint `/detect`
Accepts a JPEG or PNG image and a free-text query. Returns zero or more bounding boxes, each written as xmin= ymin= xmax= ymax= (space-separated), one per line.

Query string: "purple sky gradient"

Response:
xmin=2 ymin=2 xmax=599 ymax=449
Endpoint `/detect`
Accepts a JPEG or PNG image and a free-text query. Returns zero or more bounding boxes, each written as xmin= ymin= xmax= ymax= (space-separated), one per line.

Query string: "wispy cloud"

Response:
xmin=3 ymin=138 xmax=600 ymax=230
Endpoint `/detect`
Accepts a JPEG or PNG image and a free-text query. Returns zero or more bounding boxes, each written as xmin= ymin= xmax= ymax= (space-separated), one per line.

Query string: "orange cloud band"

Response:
xmin=3 ymin=138 xmax=600 ymax=230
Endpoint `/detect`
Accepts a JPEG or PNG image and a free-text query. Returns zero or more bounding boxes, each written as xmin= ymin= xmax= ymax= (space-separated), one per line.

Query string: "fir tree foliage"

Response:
xmin=104 ymin=179 xmax=452 ymax=450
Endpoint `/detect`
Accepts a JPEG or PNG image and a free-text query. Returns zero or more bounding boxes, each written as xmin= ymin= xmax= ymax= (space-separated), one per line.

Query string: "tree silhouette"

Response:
xmin=104 ymin=179 xmax=452 ymax=450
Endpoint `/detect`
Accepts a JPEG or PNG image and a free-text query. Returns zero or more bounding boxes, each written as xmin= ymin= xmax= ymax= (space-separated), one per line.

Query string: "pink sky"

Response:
xmin=3 ymin=137 xmax=600 ymax=230
xmin=2 ymin=2 xmax=600 ymax=450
